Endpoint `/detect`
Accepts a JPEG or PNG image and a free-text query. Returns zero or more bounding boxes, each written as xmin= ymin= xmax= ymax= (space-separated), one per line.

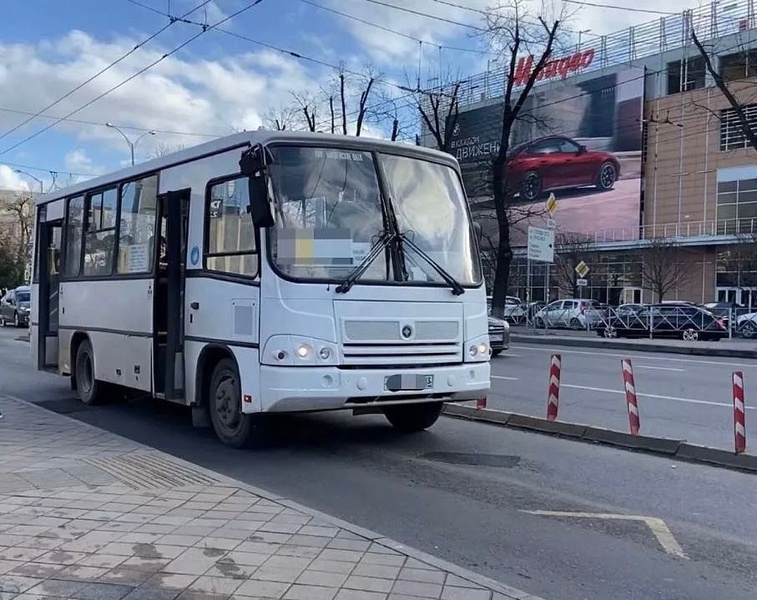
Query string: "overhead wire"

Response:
xmin=0 ymin=0 xmax=214 ymax=144
xmin=0 ymin=0 xmax=265 ymax=157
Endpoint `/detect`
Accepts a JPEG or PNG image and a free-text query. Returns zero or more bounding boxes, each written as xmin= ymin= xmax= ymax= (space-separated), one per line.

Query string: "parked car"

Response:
xmin=595 ymin=304 xmax=727 ymax=341
xmin=505 ymin=135 xmax=621 ymax=202
xmin=736 ymin=311 xmax=757 ymax=338
xmin=486 ymin=295 xmax=525 ymax=323
xmin=703 ymin=301 xmax=744 ymax=332
xmin=533 ymin=299 xmax=606 ymax=329
xmin=0 ymin=285 xmax=31 ymax=328
xmin=488 ymin=316 xmax=510 ymax=357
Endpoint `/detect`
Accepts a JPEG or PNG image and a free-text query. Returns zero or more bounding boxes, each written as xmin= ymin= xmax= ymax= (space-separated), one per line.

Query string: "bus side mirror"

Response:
xmin=239 ymin=145 xmax=276 ymax=228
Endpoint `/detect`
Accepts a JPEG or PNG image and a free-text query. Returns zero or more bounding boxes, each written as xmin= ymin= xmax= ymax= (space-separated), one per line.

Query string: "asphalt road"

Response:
xmin=489 ymin=343 xmax=757 ymax=450
xmin=3 ymin=328 xmax=757 ymax=600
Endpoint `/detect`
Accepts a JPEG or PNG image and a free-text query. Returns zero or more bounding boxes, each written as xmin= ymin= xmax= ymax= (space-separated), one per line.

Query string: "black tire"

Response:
xmin=534 ymin=317 xmax=545 ymax=329
xmin=602 ymin=326 xmax=618 ymax=339
xmin=740 ymin=322 xmax=757 ymax=339
xmin=384 ymin=401 xmax=443 ymax=433
xmin=681 ymin=328 xmax=699 ymax=342
xmin=75 ymin=339 xmax=106 ymax=405
xmin=520 ymin=171 xmax=542 ymax=202
xmin=0 ymin=314 xmax=5 ymax=327
xmin=570 ymin=317 xmax=583 ymax=330
xmin=491 ymin=349 xmax=503 ymax=357
xmin=208 ymin=358 xmax=255 ymax=449
xmin=13 ymin=313 xmax=19 ymax=328
xmin=596 ymin=161 xmax=617 ymax=191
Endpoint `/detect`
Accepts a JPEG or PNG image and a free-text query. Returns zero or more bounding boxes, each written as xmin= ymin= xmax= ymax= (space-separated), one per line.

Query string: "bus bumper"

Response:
xmin=256 ymin=362 xmax=490 ymax=413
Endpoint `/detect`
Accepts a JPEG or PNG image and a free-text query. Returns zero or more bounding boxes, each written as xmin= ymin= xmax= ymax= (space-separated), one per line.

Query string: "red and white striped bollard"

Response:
xmin=733 ymin=371 xmax=746 ymax=454
xmin=621 ymin=358 xmax=640 ymax=436
xmin=476 ymin=396 xmax=487 ymax=411
xmin=546 ymin=354 xmax=561 ymax=421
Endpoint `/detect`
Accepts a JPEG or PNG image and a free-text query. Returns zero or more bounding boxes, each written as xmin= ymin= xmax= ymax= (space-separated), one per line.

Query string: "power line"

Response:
xmin=356 ymin=0 xmax=488 ymax=33
xmin=562 ymin=0 xmax=676 ymax=16
xmin=0 ymin=0 xmax=213 ymax=144
xmin=0 ymin=105 xmax=224 ymax=138
xmin=0 ymin=0 xmax=265 ymax=157
xmin=298 ymin=0 xmax=490 ymax=55
xmin=1 ymin=159 xmax=97 ymax=178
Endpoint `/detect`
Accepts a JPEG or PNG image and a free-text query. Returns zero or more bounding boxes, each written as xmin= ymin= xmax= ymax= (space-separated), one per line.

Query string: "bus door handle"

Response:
xmin=190 ymin=302 xmax=200 ymax=310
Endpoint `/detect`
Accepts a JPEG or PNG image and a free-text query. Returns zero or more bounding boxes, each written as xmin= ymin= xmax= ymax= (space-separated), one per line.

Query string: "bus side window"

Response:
xmin=63 ymin=196 xmax=85 ymax=277
xmin=117 ymin=175 xmax=158 ymax=275
xmin=205 ymin=178 xmax=258 ymax=278
xmin=83 ymin=188 xmax=118 ymax=277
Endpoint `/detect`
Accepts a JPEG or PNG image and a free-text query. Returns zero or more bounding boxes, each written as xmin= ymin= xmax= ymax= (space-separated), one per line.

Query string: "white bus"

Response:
xmin=30 ymin=131 xmax=490 ymax=447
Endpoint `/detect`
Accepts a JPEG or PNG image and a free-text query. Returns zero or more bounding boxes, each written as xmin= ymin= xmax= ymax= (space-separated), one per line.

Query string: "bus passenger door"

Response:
xmin=154 ymin=188 xmax=190 ymax=401
xmin=36 ymin=219 xmax=62 ymax=371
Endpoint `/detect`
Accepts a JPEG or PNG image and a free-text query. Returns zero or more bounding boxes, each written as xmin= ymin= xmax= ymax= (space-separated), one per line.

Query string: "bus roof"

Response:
xmin=38 ymin=130 xmax=460 ymax=206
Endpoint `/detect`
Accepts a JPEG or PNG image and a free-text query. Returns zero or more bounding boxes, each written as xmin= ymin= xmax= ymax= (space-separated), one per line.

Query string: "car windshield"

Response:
xmin=16 ymin=292 xmax=30 ymax=303
xmin=267 ymin=146 xmax=481 ymax=286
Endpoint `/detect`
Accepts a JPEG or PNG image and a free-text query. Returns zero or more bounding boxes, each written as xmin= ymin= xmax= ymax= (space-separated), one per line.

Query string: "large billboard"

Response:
xmin=447 ymin=62 xmax=645 ymax=246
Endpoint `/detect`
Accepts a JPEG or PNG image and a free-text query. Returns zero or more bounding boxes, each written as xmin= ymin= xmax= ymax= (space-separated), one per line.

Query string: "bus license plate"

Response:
xmin=384 ymin=374 xmax=434 ymax=392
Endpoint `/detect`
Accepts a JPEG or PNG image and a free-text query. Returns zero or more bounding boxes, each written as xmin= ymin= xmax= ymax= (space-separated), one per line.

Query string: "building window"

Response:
xmin=719 ymin=50 xmax=757 ymax=82
xmin=716 ymin=177 xmax=757 ymax=234
xmin=667 ymin=56 xmax=706 ymax=95
xmin=206 ymin=178 xmax=258 ymax=277
xmin=719 ymin=104 xmax=757 ymax=151
xmin=64 ymin=196 xmax=84 ymax=277
xmin=83 ymin=187 xmax=117 ymax=277
xmin=116 ymin=175 xmax=158 ymax=275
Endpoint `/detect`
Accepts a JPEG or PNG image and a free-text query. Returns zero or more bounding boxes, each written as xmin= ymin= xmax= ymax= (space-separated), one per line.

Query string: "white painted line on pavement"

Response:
xmin=513 ymin=345 xmax=757 ymax=368
xmin=491 ymin=375 xmax=519 ymax=381
xmin=521 ymin=510 xmax=688 ymax=559
xmin=561 ymin=383 xmax=757 ymax=410
xmin=634 ymin=365 xmax=686 ymax=372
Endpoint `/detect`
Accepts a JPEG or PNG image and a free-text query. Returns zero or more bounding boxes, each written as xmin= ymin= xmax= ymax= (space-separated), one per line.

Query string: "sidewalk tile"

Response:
xmin=360 ymin=553 xmax=406 ymax=567
xmin=334 ymin=590 xmax=388 ymax=600
xmin=343 ymin=575 xmax=394 ymax=593
xmin=398 ymin=567 xmax=445 ymax=584
xmin=306 ymin=559 xmax=356 ymax=574
xmin=251 ymin=565 xmax=303 ymax=583
xmin=217 ymin=550 xmax=269 ymax=567
xmin=10 ymin=560 xmax=67 ymax=579
xmin=442 ymin=587 xmax=492 ymax=600
xmin=391 ymin=580 xmax=443 ymax=597
xmin=234 ymin=578 xmax=290 ymax=598
xmin=188 ymin=575 xmax=244 ymax=595
xmin=284 ymin=583 xmax=338 ymax=600
xmin=77 ymin=553 xmax=128 ymax=568
xmin=163 ymin=547 xmax=227 ymax=575
xmin=57 ymin=564 xmax=109 ymax=581
xmin=192 ymin=537 xmax=242 ymax=551
xmin=99 ymin=566 xmax=155 ymax=586
xmin=0 ymin=559 xmax=23 ymax=574
xmin=26 ymin=578 xmax=88 ymax=596
xmin=0 ymin=574 xmax=41 ymax=593
xmin=352 ymin=563 xmax=402 ymax=579
xmin=296 ymin=569 xmax=349 ymax=587
xmin=142 ymin=572 xmax=198 ymax=589
xmin=72 ymin=581 xmax=135 ymax=600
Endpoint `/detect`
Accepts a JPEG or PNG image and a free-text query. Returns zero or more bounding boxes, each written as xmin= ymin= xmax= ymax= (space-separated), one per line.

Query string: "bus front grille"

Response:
xmin=341 ymin=342 xmax=461 ymax=366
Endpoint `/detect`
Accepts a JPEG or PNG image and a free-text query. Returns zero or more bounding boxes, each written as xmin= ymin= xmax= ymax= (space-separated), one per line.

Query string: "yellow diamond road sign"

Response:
xmin=546 ymin=193 xmax=558 ymax=215
xmin=575 ymin=260 xmax=589 ymax=278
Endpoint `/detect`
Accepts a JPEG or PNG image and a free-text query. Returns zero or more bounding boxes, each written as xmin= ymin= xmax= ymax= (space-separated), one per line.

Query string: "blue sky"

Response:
xmin=0 ymin=0 xmax=686 ymax=192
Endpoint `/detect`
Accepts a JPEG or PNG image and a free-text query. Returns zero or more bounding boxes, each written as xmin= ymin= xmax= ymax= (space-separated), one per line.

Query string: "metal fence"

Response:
xmin=505 ymin=304 xmax=757 ymax=340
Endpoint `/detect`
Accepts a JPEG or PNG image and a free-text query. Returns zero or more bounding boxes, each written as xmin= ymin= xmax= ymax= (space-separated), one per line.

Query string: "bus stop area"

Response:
xmin=0 ymin=395 xmax=529 ymax=600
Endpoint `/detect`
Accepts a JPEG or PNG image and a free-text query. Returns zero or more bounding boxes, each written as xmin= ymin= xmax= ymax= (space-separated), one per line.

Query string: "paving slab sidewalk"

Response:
xmin=0 ymin=395 xmax=541 ymax=600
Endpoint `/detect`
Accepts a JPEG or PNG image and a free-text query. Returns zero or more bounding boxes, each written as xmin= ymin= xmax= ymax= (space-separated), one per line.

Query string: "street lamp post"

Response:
xmin=106 ymin=122 xmax=157 ymax=165
xmin=14 ymin=169 xmax=43 ymax=195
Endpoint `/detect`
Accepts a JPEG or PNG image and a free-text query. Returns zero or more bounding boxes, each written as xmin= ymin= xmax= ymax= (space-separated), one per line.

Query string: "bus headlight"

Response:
xmin=263 ymin=336 xmax=338 ymax=366
xmin=465 ymin=335 xmax=490 ymax=362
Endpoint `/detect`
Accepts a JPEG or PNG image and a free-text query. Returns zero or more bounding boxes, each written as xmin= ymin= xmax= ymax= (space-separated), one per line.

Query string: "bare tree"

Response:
xmin=692 ymin=30 xmax=757 ymax=151
xmin=639 ymin=237 xmax=690 ymax=301
xmin=263 ymin=105 xmax=298 ymax=131
xmin=486 ymin=6 xmax=562 ymax=318
xmin=152 ymin=142 xmax=186 ymax=158
xmin=553 ymin=232 xmax=594 ymax=296
xmin=291 ymin=92 xmax=319 ymax=132
xmin=415 ymin=73 xmax=463 ymax=153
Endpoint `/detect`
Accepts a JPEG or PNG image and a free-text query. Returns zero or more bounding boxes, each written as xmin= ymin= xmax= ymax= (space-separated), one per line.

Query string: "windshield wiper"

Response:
xmin=400 ymin=234 xmax=465 ymax=296
xmin=335 ymin=230 xmax=395 ymax=294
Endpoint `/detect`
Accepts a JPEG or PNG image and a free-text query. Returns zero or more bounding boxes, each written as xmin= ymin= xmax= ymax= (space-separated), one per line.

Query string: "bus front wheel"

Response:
xmin=383 ymin=401 xmax=443 ymax=433
xmin=208 ymin=358 xmax=254 ymax=448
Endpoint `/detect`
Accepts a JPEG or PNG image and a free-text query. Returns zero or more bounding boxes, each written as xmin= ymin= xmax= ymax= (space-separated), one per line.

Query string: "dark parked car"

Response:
xmin=505 ymin=135 xmax=621 ymax=202
xmin=488 ymin=316 xmax=510 ymax=357
xmin=595 ymin=304 xmax=727 ymax=341
xmin=0 ymin=286 xmax=31 ymax=328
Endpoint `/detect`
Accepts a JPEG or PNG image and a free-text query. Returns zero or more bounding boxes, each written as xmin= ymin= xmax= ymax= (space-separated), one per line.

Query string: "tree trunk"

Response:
xmin=491 ymin=158 xmax=512 ymax=319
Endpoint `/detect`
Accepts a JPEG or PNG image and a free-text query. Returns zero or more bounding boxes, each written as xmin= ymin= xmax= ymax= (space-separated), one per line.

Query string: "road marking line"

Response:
xmin=521 ymin=510 xmax=688 ymax=559
xmin=560 ymin=383 xmax=757 ymax=410
xmin=512 ymin=345 xmax=757 ymax=368
xmin=491 ymin=375 xmax=519 ymax=381
xmin=634 ymin=365 xmax=686 ymax=372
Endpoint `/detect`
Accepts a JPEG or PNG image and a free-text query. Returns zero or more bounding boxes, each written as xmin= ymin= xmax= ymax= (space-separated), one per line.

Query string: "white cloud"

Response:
xmin=0 ymin=166 xmax=30 ymax=191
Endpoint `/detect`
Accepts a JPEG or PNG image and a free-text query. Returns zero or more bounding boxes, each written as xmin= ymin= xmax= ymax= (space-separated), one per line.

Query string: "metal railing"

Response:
xmin=444 ymin=0 xmax=757 ymax=108
xmin=580 ymin=217 xmax=757 ymax=245
xmin=508 ymin=304 xmax=757 ymax=340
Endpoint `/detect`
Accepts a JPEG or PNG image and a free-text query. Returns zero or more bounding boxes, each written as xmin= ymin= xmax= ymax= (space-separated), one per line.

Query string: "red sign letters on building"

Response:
xmin=512 ymin=48 xmax=595 ymax=86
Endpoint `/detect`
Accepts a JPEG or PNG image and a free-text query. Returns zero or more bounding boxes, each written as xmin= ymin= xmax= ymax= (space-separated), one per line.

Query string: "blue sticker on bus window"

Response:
xmin=190 ymin=246 xmax=200 ymax=266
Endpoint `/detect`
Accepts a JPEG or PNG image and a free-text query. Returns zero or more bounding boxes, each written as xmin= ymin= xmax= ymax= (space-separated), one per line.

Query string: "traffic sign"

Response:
xmin=546 ymin=218 xmax=557 ymax=230
xmin=575 ymin=260 xmax=590 ymax=278
xmin=527 ymin=226 xmax=555 ymax=263
xmin=576 ymin=278 xmax=588 ymax=287
xmin=546 ymin=193 xmax=558 ymax=215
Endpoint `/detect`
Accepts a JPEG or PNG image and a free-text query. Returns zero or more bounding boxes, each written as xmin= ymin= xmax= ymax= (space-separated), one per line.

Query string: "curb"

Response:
xmin=0 ymin=393 xmax=544 ymax=600
xmin=443 ymin=404 xmax=757 ymax=474
xmin=510 ymin=333 xmax=757 ymax=359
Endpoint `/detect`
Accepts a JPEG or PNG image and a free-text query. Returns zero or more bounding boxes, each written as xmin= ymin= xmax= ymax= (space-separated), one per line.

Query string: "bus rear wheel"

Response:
xmin=383 ymin=401 xmax=443 ymax=433
xmin=75 ymin=339 xmax=107 ymax=405
xmin=208 ymin=358 xmax=254 ymax=448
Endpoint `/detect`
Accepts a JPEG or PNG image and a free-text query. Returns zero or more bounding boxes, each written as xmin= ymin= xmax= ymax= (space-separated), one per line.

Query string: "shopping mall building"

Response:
xmin=421 ymin=0 xmax=757 ymax=307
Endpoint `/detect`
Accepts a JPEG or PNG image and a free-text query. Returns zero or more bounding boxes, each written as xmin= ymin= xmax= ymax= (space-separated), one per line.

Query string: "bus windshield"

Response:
xmin=267 ymin=146 xmax=481 ymax=286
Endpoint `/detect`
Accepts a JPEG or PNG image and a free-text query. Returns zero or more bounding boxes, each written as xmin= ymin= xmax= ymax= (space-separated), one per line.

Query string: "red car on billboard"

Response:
xmin=505 ymin=135 xmax=620 ymax=202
